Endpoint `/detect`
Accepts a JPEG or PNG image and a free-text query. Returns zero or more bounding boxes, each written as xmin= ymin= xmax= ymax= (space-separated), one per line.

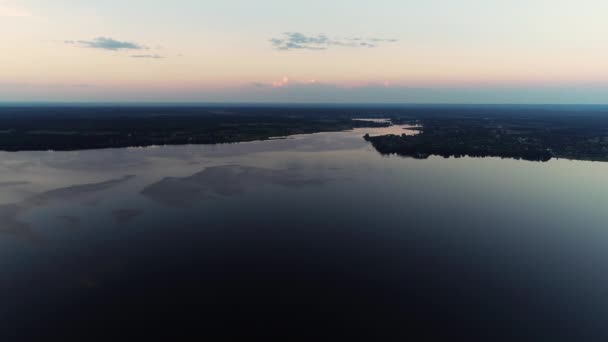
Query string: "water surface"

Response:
xmin=1 ymin=125 xmax=608 ymax=340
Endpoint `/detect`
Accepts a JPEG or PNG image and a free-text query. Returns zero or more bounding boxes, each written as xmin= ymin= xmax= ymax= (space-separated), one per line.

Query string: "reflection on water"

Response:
xmin=1 ymin=125 xmax=608 ymax=340
xmin=353 ymin=118 xmax=421 ymax=136
xmin=353 ymin=118 xmax=392 ymax=123
xmin=359 ymin=124 xmax=421 ymax=137
xmin=0 ymin=175 xmax=135 ymax=241
xmin=0 ymin=181 xmax=29 ymax=187
xmin=142 ymin=165 xmax=329 ymax=206
xmin=111 ymin=208 xmax=142 ymax=224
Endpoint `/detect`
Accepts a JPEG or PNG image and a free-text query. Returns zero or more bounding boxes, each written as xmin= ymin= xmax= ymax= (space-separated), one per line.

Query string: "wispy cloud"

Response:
xmin=131 ymin=54 xmax=164 ymax=59
xmin=270 ymin=32 xmax=397 ymax=51
xmin=0 ymin=5 xmax=31 ymax=17
xmin=65 ymin=37 xmax=146 ymax=51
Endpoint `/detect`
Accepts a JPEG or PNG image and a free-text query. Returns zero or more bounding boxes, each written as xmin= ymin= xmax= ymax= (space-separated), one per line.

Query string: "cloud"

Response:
xmin=270 ymin=32 xmax=398 ymax=51
xmin=267 ymin=76 xmax=319 ymax=88
xmin=131 ymin=54 xmax=164 ymax=59
xmin=0 ymin=5 xmax=31 ymax=17
xmin=185 ymin=79 xmax=607 ymax=105
xmin=66 ymin=37 xmax=146 ymax=51
xmin=272 ymin=76 xmax=290 ymax=88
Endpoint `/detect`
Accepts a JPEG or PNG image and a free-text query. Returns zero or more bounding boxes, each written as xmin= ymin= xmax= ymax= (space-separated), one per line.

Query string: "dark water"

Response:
xmin=1 ymin=125 xmax=608 ymax=341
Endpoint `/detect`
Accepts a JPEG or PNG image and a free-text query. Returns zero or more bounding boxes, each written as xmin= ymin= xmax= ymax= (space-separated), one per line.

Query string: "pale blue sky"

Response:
xmin=1 ymin=0 xmax=607 ymax=103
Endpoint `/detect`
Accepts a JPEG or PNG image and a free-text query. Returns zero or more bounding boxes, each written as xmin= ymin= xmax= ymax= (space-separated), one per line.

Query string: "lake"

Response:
xmin=2 ymin=124 xmax=608 ymax=340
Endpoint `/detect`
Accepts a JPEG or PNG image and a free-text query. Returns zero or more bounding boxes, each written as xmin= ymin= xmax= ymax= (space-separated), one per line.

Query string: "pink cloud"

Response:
xmin=272 ymin=76 xmax=290 ymax=88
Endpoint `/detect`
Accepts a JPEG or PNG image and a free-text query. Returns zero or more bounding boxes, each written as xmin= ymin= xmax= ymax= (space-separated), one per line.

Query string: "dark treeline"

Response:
xmin=1 ymin=105 xmax=608 ymax=155
xmin=366 ymin=114 xmax=608 ymax=162
xmin=0 ymin=106 xmax=389 ymax=151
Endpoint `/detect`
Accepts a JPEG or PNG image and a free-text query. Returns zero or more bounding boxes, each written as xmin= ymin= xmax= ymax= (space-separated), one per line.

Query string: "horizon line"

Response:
xmin=2 ymin=102 xmax=608 ymax=107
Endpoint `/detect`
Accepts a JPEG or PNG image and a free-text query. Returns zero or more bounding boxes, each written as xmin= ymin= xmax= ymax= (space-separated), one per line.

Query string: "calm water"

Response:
xmin=2 ymin=124 xmax=608 ymax=340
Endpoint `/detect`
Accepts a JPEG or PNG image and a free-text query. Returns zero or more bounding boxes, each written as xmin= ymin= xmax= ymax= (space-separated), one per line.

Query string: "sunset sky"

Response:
xmin=2 ymin=0 xmax=608 ymax=103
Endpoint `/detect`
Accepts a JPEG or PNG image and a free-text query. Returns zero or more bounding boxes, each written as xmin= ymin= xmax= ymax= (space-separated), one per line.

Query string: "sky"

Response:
xmin=1 ymin=0 xmax=608 ymax=104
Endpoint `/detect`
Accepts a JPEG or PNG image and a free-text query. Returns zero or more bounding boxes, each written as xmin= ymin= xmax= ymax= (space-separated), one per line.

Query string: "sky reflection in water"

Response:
xmin=1 ymin=125 xmax=608 ymax=340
